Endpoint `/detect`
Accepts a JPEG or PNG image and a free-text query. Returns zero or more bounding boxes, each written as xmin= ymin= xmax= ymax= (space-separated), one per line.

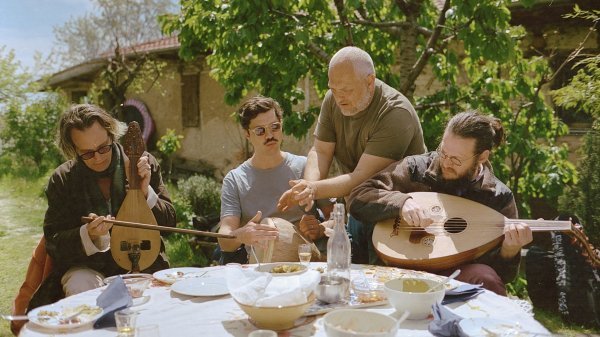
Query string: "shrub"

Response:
xmin=0 ymin=94 xmax=66 ymax=176
xmin=559 ymin=123 xmax=600 ymax=247
xmin=177 ymin=175 xmax=221 ymax=218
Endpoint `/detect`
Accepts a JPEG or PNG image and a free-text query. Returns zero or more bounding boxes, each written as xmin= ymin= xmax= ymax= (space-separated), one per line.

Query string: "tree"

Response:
xmin=0 ymin=46 xmax=32 ymax=105
xmin=53 ymin=0 xmax=175 ymax=116
xmin=555 ymin=7 xmax=600 ymax=246
xmin=54 ymin=0 xmax=175 ymax=67
xmin=161 ymin=0 xmax=576 ymax=216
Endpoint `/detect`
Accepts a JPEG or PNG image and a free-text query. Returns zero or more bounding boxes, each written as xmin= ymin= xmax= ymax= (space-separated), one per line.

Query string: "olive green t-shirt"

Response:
xmin=314 ymin=79 xmax=426 ymax=174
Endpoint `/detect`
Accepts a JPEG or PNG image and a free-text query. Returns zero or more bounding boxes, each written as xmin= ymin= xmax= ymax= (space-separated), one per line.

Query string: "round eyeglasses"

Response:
xmin=436 ymin=145 xmax=479 ymax=167
xmin=78 ymin=143 xmax=113 ymax=160
xmin=251 ymin=122 xmax=282 ymax=136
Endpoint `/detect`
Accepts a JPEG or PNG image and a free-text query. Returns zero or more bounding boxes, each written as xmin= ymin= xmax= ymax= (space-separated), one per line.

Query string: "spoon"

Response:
xmin=250 ymin=245 xmax=261 ymax=269
xmin=426 ymin=269 xmax=461 ymax=293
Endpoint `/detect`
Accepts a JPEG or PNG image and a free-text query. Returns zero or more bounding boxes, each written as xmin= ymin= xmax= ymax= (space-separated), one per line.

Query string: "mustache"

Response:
xmin=264 ymin=138 xmax=278 ymax=145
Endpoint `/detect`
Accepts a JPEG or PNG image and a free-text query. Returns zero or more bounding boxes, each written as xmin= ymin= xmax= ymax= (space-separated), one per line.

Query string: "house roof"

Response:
xmin=48 ymin=36 xmax=181 ymax=88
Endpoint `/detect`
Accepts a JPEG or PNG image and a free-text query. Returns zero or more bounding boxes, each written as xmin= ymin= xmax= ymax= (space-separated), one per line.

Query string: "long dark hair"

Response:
xmin=446 ymin=111 xmax=505 ymax=154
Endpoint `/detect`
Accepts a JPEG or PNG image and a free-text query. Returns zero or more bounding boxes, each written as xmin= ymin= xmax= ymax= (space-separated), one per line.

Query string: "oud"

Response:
xmin=372 ymin=192 xmax=599 ymax=271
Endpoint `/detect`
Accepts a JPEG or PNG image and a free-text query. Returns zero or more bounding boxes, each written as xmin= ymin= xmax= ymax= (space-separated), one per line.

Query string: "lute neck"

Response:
xmin=508 ymin=219 xmax=572 ymax=232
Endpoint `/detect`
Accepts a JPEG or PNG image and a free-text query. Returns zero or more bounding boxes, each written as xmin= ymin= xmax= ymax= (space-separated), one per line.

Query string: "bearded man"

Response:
xmin=349 ymin=111 xmax=532 ymax=296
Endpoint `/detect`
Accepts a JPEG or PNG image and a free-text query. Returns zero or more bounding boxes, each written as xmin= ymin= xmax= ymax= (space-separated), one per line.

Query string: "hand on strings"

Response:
xmin=86 ymin=213 xmax=114 ymax=239
xmin=234 ymin=211 xmax=279 ymax=248
xmin=400 ymin=198 xmax=433 ymax=229
xmin=500 ymin=222 xmax=533 ymax=259
xmin=299 ymin=214 xmax=323 ymax=241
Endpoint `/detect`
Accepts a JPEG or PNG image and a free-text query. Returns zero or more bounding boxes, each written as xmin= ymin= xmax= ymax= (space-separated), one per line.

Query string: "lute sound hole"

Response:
xmin=444 ymin=217 xmax=467 ymax=233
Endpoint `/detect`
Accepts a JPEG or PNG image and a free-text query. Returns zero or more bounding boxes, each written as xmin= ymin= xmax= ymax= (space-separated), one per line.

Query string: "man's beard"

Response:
xmin=438 ymin=161 xmax=479 ymax=192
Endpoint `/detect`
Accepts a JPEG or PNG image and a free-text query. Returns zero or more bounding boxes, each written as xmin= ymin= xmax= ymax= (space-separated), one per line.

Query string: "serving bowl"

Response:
xmin=323 ymin=309 xmax=398 ymax=337
xmin=234 ymin=293 xmax=315 ymax=330
xmin=383 ymin=277 xmax=445 ymax=320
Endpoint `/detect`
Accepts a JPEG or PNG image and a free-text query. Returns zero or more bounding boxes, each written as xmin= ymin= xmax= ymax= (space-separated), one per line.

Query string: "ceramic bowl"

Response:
xmin=234 ymin=293 xmax=315 ymax=331
xmin=323 ymin=309 xmax=398 ymax=337
xmin=383 ymin=277 xmax=445 ymax=320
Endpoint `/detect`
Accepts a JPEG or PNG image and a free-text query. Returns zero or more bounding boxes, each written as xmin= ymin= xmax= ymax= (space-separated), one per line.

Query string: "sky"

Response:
xmin=0 ymin=0 xmax=94 ymax=71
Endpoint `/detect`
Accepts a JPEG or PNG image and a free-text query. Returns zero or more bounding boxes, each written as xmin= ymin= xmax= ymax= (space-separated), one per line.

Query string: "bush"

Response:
xmin=0 ymin=94 xmax=66 ymax=176
xmin=176 ymin=175 xmax=221 ymax=218
xmin=559 ymin=123 xmax=600 ymax=247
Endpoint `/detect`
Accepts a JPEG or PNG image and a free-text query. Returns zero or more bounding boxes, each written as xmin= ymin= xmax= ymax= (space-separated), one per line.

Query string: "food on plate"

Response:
xmin=36 ymin=304 xmax=102 ymax=325
xmin=270 ymin=264 xmax=303 ymax=273
xmin=402 ymin=279 xmax=430 ymax=292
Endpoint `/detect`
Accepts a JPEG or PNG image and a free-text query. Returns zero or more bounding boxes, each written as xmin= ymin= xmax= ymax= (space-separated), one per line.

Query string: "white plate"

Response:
xmin=459 ymin=317 xmax=541 ymax=336
xmin=255 ymin=263 xmax=307 ymax=276
xmin=171 ymin=277 xmax=229 ymax=297
xmin=152 ymin=267 xmax=207 ymax=284
xmin=28 ymin=303 xmax=103 ymax=329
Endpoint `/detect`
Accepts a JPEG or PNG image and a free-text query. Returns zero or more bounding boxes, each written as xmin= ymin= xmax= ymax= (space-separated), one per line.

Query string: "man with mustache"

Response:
xmin=217 ymin=96 xmax=332 ymax=264
xmin=278 ymin=46 xmax=426 ymax=264
xmin=348 ymin=111 xmax=532 ymax=295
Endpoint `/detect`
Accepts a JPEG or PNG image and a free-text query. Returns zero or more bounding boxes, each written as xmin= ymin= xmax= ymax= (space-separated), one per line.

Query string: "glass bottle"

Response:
xmin=326 ymin=203 xmax=351 ymax=300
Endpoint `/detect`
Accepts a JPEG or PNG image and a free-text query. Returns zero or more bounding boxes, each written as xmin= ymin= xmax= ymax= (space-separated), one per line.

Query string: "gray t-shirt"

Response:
xmin=220 ymin=152 xmax=307 ymax=226
xmin=315 ymin=79 xmax=426 ymax=174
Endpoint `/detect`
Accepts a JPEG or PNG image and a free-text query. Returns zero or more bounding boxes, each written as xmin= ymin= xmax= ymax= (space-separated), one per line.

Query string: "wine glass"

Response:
xmin=298 ymin=243 xmax=312 ymax=266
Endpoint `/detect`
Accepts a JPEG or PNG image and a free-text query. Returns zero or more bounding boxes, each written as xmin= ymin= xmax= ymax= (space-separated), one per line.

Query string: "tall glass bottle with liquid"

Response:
xmin=326 ymin=203 xmax=351 ymax=299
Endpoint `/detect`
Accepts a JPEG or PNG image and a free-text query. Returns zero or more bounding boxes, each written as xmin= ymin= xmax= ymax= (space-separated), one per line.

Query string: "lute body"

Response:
xmin=110 ymin=122 xmax=161 ymax=272
xmin=373 ymin=192 xmax=598 ymax=271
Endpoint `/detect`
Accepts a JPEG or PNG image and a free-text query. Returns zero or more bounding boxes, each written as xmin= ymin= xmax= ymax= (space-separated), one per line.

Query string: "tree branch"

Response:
xmin=334 ymin=0 xmax=354 ymax=45
xmin=401 ymin=0 xmax=450 ymax=94
xmin=308 ymin=42 xmax=330 ymax=64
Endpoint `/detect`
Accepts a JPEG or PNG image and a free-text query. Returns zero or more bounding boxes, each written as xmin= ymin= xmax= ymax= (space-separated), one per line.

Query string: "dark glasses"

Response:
xmin=251 ymin=122 xmax=282 ymax=136
xmin=79 ymin=143 xmax=113 ymax=160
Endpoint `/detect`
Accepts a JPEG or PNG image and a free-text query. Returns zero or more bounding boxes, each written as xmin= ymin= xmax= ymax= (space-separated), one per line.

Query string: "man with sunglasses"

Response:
xmin=278 ymin=46 xmax=426 ymax=263
xmin=217 ymin=96 xmax=333 ymax=264
xmin=29 ymin=104 xmax=175 ymax=307
xmin=348 ymin=111 xmax=532 ymax=296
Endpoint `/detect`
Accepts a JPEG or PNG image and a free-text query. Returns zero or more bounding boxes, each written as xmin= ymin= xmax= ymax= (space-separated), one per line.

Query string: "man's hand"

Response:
xmin=400 ymin=198 xmax=433 ymax=228
xmin=299 ymin=214 xmax=323 ymax=241
xmin=232 ymin=211 xmax=279 ymax=248
xmin=137 ymin=155 xmax=152 ymax=198
xmin=277 ymin=179 xmax=316 ymax=212
xmin=500 ymin=222 xmax=532 ymax=259
xmin=86 ymin=213 xmax=114 ymax=240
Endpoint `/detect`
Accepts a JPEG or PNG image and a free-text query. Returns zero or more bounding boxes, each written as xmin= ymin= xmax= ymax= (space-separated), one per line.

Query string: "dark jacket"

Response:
xmin=28 ymin=143 xmax=175 ymax=310
xmin=349 ymin=151 xmax=520 ymax=282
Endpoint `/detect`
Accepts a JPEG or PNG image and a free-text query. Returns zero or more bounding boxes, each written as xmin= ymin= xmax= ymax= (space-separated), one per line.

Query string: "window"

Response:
xmin=181 ymin=74 xmax=200 ymax=127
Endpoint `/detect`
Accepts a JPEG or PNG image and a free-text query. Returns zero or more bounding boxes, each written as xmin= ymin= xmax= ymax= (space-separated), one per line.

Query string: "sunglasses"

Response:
xmin=251 ymin=122 xmax=282 ymax=136
xmin=78 ymin=143 xmax=113 ymax=160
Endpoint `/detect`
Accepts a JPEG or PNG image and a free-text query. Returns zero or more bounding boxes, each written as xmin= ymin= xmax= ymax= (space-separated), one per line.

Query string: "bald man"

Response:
xmin=278 ymin=46 xmax=426 ymax=263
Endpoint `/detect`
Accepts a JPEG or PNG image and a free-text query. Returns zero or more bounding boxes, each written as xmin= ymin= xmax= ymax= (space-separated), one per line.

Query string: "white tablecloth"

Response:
xmin=19 ymin=264 xmax=550 ymax=337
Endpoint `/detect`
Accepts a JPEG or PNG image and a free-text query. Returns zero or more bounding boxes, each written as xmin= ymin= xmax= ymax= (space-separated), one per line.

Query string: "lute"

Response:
xmin=110 ymin=122 xmax=161 ymax=272
xmin=373 ymin=192 xmax=600 ymax=271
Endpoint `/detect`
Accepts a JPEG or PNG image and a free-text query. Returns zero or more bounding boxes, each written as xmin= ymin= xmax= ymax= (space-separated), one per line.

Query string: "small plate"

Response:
xmin=28 ymin=303 xmax=103 ymax=329
xmin=459 ymin=317 xmax=541 ymax=336
xmin=152 ymin=267 xmax=207 ymax=284
xmin=171 ymin=277 xmax=229 ymax=297
xmin=255 ymin=263 xmax=307 ymax=276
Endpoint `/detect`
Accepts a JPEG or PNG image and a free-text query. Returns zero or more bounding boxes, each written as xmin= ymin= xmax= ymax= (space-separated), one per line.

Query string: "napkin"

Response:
xmin=226 ymin=267 xmax=320 ymax=306
xmin=428 ymin=302 xmax=465 ymax=337
xmin=442 ymin=284 xmax=484 ymax=305
xmin=93 ymin=276 xmax=133 ymax=329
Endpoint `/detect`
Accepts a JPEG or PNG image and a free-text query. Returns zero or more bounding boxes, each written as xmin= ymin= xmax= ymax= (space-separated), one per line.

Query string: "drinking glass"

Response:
xmin=298 ymin=243 xmax=312 ymax=266
xmin=115 ymin=309 xmax=138 ymax=337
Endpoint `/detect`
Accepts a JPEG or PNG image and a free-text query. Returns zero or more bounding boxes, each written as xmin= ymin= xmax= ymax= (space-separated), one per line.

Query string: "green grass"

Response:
xmin=0 ymin=175 xmax=49 ymax=337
